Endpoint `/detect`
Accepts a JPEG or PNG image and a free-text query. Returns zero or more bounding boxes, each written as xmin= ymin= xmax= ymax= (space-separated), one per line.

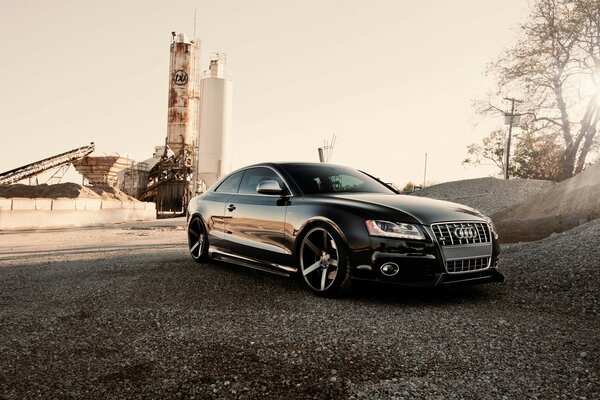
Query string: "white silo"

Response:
xmin=196 ymin=53 xmax=233 ymax=191
xmin=167 ymin=33 xmax=200 ymax=155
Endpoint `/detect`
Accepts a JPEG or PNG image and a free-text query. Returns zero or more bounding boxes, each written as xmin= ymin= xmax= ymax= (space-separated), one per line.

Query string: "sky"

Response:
xmin=0 ymin=0 xmax=530 ymax=187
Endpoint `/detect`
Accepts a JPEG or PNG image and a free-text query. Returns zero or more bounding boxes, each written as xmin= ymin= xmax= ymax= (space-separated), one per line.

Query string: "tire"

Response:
xmin=188 ymin=216 xmax=208 ymax=263
xmin=298 ymin=223 xmax=352 ymax=297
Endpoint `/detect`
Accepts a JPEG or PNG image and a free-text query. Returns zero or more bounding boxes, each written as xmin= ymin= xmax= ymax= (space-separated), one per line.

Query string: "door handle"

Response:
xmin=227 ymin=204 xmax=236 ymax=212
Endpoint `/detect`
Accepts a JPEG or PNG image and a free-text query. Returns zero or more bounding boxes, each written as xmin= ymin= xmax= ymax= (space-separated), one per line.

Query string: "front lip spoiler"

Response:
xmin=438 ymin=269 xmax=504 ymax=287
xmin=351 ymin=268 xmax=504 ymax=289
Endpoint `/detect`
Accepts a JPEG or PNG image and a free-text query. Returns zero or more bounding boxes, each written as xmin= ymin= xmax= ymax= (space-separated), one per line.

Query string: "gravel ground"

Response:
xmin=0 ymin=220 xmax=598 ymax=399
xmin=414 ymin=177 xmax=554 ymax=215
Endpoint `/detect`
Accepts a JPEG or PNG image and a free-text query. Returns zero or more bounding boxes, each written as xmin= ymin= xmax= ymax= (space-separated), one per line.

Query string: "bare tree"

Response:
xmin=477 ymin=0 xmax=600 ymax=181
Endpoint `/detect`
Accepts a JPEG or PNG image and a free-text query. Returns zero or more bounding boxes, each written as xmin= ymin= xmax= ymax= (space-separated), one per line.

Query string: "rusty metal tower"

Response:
xmin=141 ymin=32 xmax=200 ymax=215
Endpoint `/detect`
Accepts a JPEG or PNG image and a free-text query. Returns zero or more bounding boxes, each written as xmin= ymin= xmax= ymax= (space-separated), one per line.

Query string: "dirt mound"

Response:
xmin=492 ymin=163 xmax=600 ymax=243
xmin=0 ymin=183 xmax=139 ymax=202
xmin=414 ymin=177 xmax=554 ymax=215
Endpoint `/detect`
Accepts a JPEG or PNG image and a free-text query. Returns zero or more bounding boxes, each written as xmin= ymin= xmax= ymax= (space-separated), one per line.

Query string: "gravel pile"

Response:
xmin=414 ymin=164 xmax=600 ymax=243
xmin=0 ymin=223 xmax=597 ymax=398
xmin=413 ymin=177 xmax=554 ymax=215
xmin=492 ymin=163 xmax=600 ymax=243
xmin=0 ymin=183 xmax=138 ymax=202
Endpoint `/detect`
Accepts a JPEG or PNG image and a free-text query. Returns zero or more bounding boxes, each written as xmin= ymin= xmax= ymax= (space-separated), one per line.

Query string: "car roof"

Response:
xmin=216 ymin=162 xmax=398 ymax=195
xmin=243 ymin=162 xmax=352 ymax=169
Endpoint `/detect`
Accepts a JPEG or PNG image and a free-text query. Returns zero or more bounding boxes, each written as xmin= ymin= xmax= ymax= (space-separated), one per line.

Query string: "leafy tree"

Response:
xmin=511 ymin=129 xmax=564 ymax=179
xmin=402 ymin=181 xmax=416 ymax=192
xmin=472 ymin=0 xmax=600 ymax=181
xmin=463 ymin=129 xmax=506 ymax=174
xmin=463 ymin=124 xmax=564 ymax=180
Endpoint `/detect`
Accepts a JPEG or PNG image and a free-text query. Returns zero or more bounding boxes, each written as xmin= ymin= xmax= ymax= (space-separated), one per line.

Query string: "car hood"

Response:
xmin=327 ymin=193 xmax=487 ymax=225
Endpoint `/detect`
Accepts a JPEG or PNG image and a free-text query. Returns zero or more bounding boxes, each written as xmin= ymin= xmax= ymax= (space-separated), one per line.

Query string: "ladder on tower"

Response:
xmin=0 ymin=143 xmax=96 ymax=185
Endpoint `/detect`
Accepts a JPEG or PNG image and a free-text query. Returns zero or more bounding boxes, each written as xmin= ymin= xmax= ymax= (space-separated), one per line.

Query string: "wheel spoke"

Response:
xmin=328 ymin=259 xmax=338 ymax=267
xmin=320 ymin=269 xmax=327 ymax=290
xmin=303 ymin=260 xmax=321 ymax=276
xmin=327 ymin=270 xmax=337 ymax=280
xmin=304 ymin=239 xmax=320 ymax=255
xmin=188 ymin=219 xmax=207 ymax=262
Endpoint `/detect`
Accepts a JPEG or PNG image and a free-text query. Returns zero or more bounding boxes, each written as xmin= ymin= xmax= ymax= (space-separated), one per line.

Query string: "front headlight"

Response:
xmin=365 ymin=220 xmax=425 ymax=240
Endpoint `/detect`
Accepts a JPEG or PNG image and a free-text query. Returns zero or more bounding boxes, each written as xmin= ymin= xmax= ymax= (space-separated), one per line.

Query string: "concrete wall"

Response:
xmin=0 ymin=197 xmax=156 ymax=230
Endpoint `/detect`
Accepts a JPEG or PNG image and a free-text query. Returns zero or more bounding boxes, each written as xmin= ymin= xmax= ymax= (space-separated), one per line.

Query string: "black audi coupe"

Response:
xmin=186 ymin=162 xmax=504 ymax=296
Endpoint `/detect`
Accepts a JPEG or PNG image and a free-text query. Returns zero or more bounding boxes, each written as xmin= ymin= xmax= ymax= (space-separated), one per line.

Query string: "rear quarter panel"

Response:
xmin=189 ymin=192 xmax=232 ymax=253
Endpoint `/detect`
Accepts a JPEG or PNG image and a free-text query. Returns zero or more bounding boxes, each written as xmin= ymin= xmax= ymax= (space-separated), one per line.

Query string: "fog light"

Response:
xmin=380 ymin=262 xmax=400 ymax=277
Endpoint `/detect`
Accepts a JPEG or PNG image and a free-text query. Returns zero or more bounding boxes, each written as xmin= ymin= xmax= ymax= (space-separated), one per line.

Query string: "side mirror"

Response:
xmin=256 ymin=180 xmax=284 ymax=195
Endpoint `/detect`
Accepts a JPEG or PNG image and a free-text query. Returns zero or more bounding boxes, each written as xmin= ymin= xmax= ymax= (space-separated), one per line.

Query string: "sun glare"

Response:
xmin=576 ymin=70 xmax=600 ymax=105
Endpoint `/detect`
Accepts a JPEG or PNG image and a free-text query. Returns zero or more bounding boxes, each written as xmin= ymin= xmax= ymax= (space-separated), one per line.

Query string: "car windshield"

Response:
xmin=282 ymin=164 xmax=395 ymax=195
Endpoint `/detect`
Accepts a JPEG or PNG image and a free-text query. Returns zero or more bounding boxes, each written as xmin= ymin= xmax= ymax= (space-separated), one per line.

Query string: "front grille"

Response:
xmin=431 ymin=221 xmax=494 ymax=274
xmin=431 ymin=222 xmax=491 ymax=246
xmin=446 ymin=257 xmax=491 ymax=273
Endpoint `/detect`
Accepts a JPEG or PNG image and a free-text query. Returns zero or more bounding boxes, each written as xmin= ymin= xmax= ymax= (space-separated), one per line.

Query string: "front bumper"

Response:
xmin=349 ymin=228 xmax=504 ymax=289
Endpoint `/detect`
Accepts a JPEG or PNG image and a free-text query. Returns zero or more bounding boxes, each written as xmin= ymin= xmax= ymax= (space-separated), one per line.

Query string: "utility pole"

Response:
xmin=503 ymin=97 xmax=522 ymax=179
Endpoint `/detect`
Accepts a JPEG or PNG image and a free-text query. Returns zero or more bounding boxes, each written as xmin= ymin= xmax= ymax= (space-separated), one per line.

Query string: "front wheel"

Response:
xmin=298 ymin=224 xmax=352 ymax=297
xmin=188 ymin=216 xmax=208 ymax=263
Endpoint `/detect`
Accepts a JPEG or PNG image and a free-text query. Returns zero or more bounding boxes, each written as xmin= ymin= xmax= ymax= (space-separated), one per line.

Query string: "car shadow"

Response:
xmin=200 ymin=258 xmax=505 ymax=307
xmin=349 ymin=279 xmax=505 ymax=306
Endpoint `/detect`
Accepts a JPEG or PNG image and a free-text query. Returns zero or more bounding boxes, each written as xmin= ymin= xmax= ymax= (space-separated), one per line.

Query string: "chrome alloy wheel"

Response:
xmin=300 ymin=227 xmax=340 ymax=292
xmin=188 ymin=217 xmax=206 ymax=262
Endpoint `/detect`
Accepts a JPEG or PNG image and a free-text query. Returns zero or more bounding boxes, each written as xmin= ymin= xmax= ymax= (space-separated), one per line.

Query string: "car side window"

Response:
xmin=238 ymin=167 xmax=285 ymax=194
xmin=215 ymin=170 xmax=245 ymax=193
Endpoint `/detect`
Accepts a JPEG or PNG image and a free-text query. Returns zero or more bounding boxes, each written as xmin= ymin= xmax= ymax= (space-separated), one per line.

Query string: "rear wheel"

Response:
xmin=188 ymin=216 xmax=208 ymax=262
xmin=299 ymin=224 xmax=352 ymax=297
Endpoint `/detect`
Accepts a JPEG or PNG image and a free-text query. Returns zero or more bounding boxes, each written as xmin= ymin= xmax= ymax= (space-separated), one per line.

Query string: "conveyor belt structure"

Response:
xmin=0 ymin=143 xmax=95 ymax=185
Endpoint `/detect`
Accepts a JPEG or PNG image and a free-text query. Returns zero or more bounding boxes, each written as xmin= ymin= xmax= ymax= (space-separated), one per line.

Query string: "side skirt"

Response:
xmin=209 ymin=246 xmax=296 ymax=278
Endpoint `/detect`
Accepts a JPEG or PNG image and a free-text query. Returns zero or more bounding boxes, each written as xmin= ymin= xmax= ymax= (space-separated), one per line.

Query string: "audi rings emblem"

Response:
xmin=453 ymin=227 xmax=478 ymax=240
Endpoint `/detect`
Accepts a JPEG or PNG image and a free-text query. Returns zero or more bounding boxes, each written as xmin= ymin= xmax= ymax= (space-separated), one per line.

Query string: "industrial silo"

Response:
xmin=167 ymin=33 xmax=199 ymax=156
xmin=143 ymin=32 xmax=200 ymax=214
xmin=196 ymin=53 xmax=233 ymax=191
